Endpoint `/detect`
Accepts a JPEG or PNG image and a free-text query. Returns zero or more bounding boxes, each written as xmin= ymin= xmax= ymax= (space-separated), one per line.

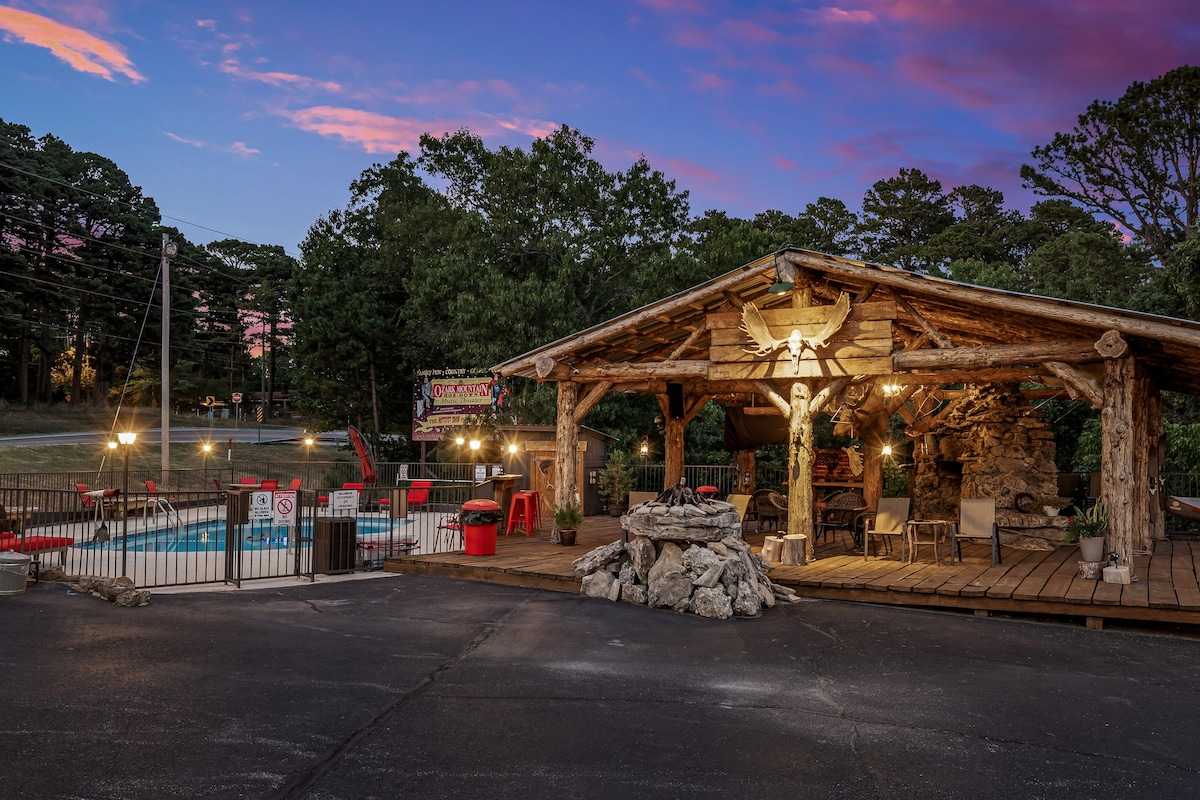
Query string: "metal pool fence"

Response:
xmin=0 ymin=482 xmax=476 ymax=589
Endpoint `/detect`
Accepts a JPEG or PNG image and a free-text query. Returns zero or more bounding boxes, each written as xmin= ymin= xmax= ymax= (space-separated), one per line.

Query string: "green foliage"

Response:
xmin=597 ymin=448 xmax=634 ymax=504
xmin=553 ymin=501 xmax=584 ymax=530
xmin=857 ymin=168 xmax=956 ymax=272
xmin=1021 ymin=65 xmax=1200 ymax=264
xmin=1066 ymin=503 xmax=1109 ymax=540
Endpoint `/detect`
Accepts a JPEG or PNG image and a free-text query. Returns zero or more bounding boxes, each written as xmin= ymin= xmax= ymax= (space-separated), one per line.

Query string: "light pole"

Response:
xmin=118 ymin=431 xmax=137 ymax=577
xmin=107 ymin=440 xmax=117 ymax=489
xmin=202 ymin=442 xmax=212 ymax=490
xmin=304 ymin=435 xmax=314 ymax=485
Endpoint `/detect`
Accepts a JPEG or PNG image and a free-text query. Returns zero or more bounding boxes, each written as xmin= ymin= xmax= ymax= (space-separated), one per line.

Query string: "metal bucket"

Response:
xmin=0 ymin=552 xmax=32 ymax=596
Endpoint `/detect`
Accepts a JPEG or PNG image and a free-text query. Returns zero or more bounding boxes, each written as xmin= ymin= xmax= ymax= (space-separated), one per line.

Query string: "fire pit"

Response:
xmin=573 ymin=481 xmax=798 ymax=619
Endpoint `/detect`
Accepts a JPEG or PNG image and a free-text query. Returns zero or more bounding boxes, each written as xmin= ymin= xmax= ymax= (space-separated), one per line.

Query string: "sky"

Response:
xmin=2 ymin=0 xmax=1199 ymax=256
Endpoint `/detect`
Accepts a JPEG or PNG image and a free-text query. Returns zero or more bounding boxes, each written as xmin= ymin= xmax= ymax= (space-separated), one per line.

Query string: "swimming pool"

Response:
xmin=81 ymin=517 xmax=414 ymax=553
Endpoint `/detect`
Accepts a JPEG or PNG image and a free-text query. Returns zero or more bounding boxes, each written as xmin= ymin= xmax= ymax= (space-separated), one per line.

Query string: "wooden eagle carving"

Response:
xmin=740 ymin=291 xmax=852 ymax=373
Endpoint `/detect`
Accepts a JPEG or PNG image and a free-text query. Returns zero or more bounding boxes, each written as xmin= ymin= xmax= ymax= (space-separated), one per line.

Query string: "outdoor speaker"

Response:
xmin=667 ymin=382 xmax=684 ymax=419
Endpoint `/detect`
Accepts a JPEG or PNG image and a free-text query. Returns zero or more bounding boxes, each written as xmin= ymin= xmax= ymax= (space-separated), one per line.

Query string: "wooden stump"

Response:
xmin=762 ymin=536 xmax=784 ymax=564
xmin=1077 ymin=560 xmax=1103 ymax=580
xmin=781 ymin=534 xmax=807 ymax=566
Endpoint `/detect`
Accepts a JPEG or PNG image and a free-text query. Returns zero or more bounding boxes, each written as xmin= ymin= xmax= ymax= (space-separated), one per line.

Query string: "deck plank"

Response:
xmin=384 ymin=515 xmax=1200 ymax=628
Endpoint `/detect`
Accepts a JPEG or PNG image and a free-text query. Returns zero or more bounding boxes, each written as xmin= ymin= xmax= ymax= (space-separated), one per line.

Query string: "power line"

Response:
xmin=3 ymin=209 xmax=259 ymax=289
xmin=0 ymin=159 xmax=303 ymax=259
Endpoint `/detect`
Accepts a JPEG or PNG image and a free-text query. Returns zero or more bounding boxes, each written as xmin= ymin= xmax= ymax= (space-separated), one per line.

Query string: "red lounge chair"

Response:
xmin=260 ymin=480 xmax=279 ymax=491
xmin=409 ymin=480 xmax=432 ymax=509
xmin=288 ymin=478 xmax=302 ymax=490
xmin=144 ymin=479 xmax=176 ymax=501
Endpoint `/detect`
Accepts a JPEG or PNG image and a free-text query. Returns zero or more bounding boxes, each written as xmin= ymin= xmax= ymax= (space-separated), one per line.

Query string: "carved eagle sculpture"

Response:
xmin=740 ymin=291 xmax=852 ymax=373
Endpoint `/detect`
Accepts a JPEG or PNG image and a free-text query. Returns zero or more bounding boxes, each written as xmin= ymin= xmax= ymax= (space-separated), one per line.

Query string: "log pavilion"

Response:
xmin=491 ymin=247 xmax=1200 ymax=574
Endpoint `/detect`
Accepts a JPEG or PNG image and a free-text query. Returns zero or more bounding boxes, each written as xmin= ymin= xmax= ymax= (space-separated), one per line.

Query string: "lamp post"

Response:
xmin=107 ymin=440 xmax=117 ymax=489
xmin=202 ymin=442 xmax=212 ymax=490
xmin=304 ymin=435 xmax=314 ymax=485
xmin=117 ymin=431 xmax=137 ymax=576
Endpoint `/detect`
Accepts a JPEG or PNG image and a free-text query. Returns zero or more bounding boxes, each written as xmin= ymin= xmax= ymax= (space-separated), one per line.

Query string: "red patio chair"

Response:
xmin=144 ymin=479 xmax=176 ymax=501
xmin=260 ymin=479 xmax=279 ymax=491
xmin=288 ymin=478 xmax=302 ymax=490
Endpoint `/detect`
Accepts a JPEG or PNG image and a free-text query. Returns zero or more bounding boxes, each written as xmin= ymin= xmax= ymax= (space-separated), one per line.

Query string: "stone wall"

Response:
xmin=911 ymin=385 xmax=1069 ymax=549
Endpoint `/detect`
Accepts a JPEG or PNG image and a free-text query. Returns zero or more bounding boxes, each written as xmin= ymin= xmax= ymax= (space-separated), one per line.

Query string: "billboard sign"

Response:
xmin=412 ymin=369 xmax=509 ymax=442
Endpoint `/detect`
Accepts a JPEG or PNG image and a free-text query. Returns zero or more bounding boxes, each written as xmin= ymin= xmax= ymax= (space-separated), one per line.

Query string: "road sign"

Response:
xmin=232 ymin=392 xmax=242 ymax=403
xmin=273 ymin=490 xmax=297 ymax=526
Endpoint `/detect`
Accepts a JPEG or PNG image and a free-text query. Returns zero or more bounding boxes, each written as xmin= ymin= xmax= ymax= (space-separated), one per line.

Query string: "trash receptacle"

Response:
xmin=0 ymin=552 xmax=32 ymax=596
xmin=461 ymin=499 xmax=502 ymax=556
xmin=314 ymin=517 xmax=357 ymax=573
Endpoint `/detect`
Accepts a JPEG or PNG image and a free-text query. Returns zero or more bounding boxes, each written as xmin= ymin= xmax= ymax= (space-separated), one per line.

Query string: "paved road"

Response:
xmin=0 ymin=427 xmax=349 ymax=447
xmin=3 ymin=574 xmax=1200 ymax=799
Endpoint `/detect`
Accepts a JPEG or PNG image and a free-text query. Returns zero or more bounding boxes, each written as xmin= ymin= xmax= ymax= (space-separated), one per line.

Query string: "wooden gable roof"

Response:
xmin=492 ymin=247 xmax=1200 ymax=397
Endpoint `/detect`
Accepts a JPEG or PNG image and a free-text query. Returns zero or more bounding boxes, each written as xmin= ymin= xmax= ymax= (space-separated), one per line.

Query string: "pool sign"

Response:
xmin=273 ymin=490 xmax=297 ymax=526
xmin=250 ymin=490 xmax=273 ymax=520
xmin=331 ymin=489 xmax=359 ymax=512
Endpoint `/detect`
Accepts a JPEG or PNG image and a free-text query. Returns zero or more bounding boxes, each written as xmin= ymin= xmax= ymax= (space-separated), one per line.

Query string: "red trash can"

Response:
xmin=461 ymin=499 xmax=502 ymax=556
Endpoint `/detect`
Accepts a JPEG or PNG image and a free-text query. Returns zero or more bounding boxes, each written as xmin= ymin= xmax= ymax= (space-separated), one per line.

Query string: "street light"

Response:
xmin=117 ymin=432 xmax=137 ymax=576
xmin=202 ymin=442 xmax=213 ymax=489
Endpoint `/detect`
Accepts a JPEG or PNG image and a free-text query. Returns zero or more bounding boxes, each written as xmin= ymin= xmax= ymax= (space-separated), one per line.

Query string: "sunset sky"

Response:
xmin=3 ymin=1 xmax=1198 ymax=254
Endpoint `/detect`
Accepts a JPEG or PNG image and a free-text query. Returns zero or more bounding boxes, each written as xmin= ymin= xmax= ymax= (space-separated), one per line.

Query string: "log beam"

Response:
xmin=889 ymin=289 xmax=954 ymax=349
xmin=540 ymin=359 xmax=710 ymax=382
xmin=1043 ymin=361 xmax=1103 ymax=408
xmin=893 ymin=339 xmax=1102 ymax=371
xmin=573 ymin=381 xmax=613 ymax=424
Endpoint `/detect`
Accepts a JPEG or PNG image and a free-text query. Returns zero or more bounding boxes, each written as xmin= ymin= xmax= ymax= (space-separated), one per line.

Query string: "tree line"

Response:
xmin=4 ymin=66 xmax=1200 ymax=467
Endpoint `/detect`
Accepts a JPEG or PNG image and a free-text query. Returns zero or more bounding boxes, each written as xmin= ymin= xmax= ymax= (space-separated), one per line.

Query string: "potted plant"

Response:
xmin=1066 ymin=502 xmax=1108 ymax=562
xmin=597 ymin=449 xmax=634 ymax=516
xmin=553 ymin=502 xmax=584 ymax=546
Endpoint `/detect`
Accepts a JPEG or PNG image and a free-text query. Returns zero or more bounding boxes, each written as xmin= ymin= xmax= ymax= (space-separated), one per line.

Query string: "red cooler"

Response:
xmin=461 ymin=499 xmax=502 ymax=556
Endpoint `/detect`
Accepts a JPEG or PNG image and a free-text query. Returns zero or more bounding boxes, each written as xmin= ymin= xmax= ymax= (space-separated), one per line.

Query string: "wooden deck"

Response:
xmin=384 ymin=516 xmax=1200 ymax=628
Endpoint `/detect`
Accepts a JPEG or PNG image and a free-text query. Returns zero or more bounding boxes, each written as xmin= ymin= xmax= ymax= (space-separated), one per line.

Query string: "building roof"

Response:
xmin=492 ymin=247 xmax=1200 ymax=396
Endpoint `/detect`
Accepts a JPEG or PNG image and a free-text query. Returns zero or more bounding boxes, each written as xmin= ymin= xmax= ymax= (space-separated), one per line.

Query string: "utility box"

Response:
xmin=314 ymin=517 xmax=357 ymax=573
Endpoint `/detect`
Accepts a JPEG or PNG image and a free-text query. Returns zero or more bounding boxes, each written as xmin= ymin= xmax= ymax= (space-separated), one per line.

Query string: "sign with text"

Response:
xmin=250 ymin=490 xmax=273 ymax=520
xmin=331 ymin=489 xmax=359 ymax=512
xmin=273 ymin=490 xmax=297 ymax=526
xmin=412 ymin=368 xmax=511 ymax=442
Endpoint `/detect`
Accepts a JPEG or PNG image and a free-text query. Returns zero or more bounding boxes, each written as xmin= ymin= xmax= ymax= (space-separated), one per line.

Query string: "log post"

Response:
xmin=555 ymin=381 xmax=580 ymax=511
xmin=787 ymin=381 xmax=816 ymax=562
xmin=859 ymin=410 xmax=890 ymax=510
xmin=1100 ymin=357 xmax=1135 ymax=572
xmin=734 ymin=449 xmax=756 ymax=493
xmin=761 ymin=535 xmax=784 ymax=564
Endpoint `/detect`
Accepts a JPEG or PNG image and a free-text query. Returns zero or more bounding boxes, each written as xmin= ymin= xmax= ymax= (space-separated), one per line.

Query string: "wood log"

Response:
xmin=781 ymin=534 xmax=807 ymax=566
xmin=761 ymin=536 xmax=784 ymax=564
xmin=787 ymin=381 xmax=816 ymax=563
xmin=783 ymin=250 xmax=1200 ymax=352
xmin=1101 ymin=356 xmax=1135 ymax=575
xmin=1077 ymin=560 xmax=1104 ymax=580
xmin=535 ymin=356 xmax=557 ymax=379
xmin=541 ymin=359 xmax=710 ymax=382
xmin=889 ymin=290 xmax=954 ymax=349
xmin=668 ymin=322 xmax=707 ymax=360
xmin=893 ymin=339 xmax=1101 ymax=371
xmin=1043 ymin=361 xmax=1103 ymax=408
xmin=1095 ymin=329 xmax=1129 ymax=358
xmin=572 ymin=381 xmax=613 ymax=424
xmin=555 ymin=381 xmax=580 ymax=509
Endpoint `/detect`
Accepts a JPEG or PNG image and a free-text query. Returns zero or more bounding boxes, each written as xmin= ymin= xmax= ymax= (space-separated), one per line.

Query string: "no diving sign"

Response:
xmin=273 ymin=490 xmax=297 ymax=526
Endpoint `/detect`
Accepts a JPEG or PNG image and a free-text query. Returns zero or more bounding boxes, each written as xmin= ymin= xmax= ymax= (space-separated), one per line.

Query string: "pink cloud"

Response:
xmin=278 ymin=106 xmax=560 ymax=154
xmin=812 ymin=7 xmax=877 ymax=24
xmin=0 ymin=6 xmax=143 ymax=82
xmin=772 ymin=154 xmax=801 ymax=171
xmin=165 ymin=131 xmax=260 ymax=158
xmin=629 ymin=67 xmax=666 ymax=90
xmin=688 ymin=69 xmax=734 ymax=91
xmin=220 ymin=59 xmax=341 ymax=93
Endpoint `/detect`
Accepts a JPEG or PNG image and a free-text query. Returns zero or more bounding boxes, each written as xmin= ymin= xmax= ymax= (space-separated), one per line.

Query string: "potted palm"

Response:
xmin=597 ymin=449 xmax=634 ymax=516
xmin=1066 ymin=502 xmax=1108 ymax=562
xmin=553 ymin=502 xmax=584 ymax=546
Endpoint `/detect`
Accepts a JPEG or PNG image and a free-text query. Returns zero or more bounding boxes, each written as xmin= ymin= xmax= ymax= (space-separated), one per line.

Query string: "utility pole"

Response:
xmin=161 ymin=233 xmax=177 ymax=483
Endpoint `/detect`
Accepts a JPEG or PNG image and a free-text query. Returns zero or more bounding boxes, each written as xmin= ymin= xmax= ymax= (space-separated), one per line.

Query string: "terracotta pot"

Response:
xmin=560 ymin=529 xmax=577 ymax=546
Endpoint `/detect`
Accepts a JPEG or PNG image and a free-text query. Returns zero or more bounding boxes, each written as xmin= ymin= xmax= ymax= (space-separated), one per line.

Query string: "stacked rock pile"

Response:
xmin=573 ymin=483 xmax=798 ymax=618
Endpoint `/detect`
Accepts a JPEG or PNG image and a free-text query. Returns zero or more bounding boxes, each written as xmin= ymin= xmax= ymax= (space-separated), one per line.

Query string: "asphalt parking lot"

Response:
xmin=3 ymin=573 xmax=1200 ymax=799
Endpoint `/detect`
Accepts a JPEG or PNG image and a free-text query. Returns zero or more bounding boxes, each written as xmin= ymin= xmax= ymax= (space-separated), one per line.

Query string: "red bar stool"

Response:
xmin=520 ymin=490 xmax=541 ymax=531
xmin=697 ymin=485 xmax=719 ymax=498
xmin=506 ymin=492 xmax=537 ymax=536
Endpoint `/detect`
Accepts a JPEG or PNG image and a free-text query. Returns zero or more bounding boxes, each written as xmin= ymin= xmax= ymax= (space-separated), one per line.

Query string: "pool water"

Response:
xmin=82 ymin=517 xmax=413 ymax=553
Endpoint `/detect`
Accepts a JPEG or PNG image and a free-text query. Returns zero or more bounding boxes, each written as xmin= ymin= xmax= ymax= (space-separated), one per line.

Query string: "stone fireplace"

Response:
xmin=911 ymin=385 xmax=1069 ymax=549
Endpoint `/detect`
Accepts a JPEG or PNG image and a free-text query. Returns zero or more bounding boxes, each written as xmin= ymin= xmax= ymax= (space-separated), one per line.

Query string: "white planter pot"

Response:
xmin=1078 ymin=536 xmax=1105 ymax=562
